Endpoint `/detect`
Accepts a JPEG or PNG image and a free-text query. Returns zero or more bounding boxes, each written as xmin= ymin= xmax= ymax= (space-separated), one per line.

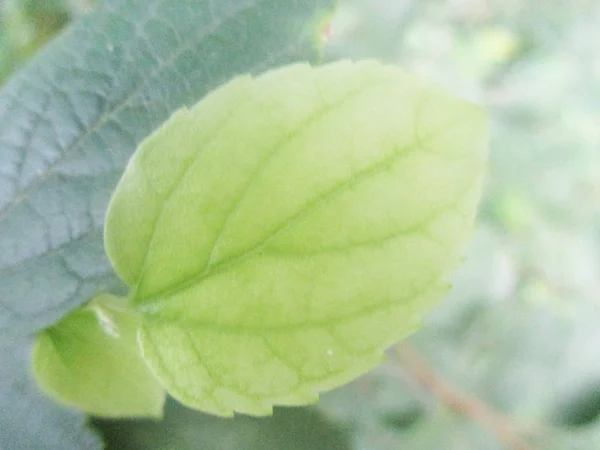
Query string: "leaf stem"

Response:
xmin=392 ymin=343 xmax=535 ymax=450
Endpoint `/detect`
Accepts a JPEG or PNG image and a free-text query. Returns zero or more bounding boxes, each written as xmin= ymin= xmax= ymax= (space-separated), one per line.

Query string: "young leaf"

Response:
xmin=105 ymin=60 xmax=488 ymax=415
xmin=0 ymin=0 xmax=336 ymax=336
xmin=0 ymin=336 xmax=102 ymax=450
xmin=32 ymin=294 xmax=165 ymax=418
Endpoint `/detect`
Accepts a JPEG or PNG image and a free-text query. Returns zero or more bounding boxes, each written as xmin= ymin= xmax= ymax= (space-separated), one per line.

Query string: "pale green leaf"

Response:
xmin=105 ymin=60 xmax=488 ymax=415
xmin=32 ymin=294 xmax=165 ymax=418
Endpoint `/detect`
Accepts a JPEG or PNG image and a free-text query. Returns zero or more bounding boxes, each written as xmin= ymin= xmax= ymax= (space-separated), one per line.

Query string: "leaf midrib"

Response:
xmin=133 ymin=111 xmax=475 ymax=308
xmin=141 ymin=271 xmax=446 ymax=334
xmin=132 ymin=75 xmax=399 ymax=297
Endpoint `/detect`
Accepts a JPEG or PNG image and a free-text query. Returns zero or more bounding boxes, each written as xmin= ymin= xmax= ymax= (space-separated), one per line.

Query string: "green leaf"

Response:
xmin=0 ymin=0 xmax=336 ymax=336
xmin=0 ymin=336 xmax=102 ymax=450
xmin=105 ymin=60 xmax=488 ymax=415
xmin=32 ymin=293 xmax=165 ymax=418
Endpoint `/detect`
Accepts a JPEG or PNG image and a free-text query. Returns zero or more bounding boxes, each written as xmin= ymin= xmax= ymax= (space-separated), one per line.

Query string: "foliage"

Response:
xmin=102 ymin=60 xmax=485 ymax=415
xmin=0 ymin=0 xmax=88 ymax=84
xmin=0 ymin=0 xmax=333 ymax=337
xmin=1 ymin=0 xmax=598 ymax=448
xmin=32 ymin=294 xmax=165 ymax=418
xmin=0 ymin=0 xmax=336 ymax=447
xmin=0 ymin=336 xmax=102 ymax=450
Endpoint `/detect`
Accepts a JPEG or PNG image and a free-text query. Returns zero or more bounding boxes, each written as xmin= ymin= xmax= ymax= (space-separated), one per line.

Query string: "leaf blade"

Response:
xmin=138 ymin=279 xmax=446 ymax=416
xmin=32 ymin=294 xmax=165 ymax=418
xmin=106 ymin=60 xmax=488 ymax=415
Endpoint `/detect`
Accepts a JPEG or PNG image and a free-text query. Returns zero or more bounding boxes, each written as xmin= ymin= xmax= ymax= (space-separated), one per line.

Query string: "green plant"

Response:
xmin=0 ymin=0 xmax=486 ymax=447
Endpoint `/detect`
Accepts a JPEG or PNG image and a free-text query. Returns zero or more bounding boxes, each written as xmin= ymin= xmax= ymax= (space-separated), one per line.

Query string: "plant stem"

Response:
xmin=392 ymin=343 xmax=535 ymax=450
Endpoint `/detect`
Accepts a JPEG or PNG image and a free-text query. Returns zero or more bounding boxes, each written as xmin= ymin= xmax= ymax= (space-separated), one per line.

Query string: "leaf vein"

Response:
xmin=203 ymin=77 xmax=400 ymax=270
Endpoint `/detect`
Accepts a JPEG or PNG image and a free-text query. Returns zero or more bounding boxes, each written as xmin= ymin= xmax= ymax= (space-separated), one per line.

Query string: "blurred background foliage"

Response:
xmin=0 ymin=0 xmax=93 ymax=84
xmin=2 ymin=0 xmax=599 ymax=448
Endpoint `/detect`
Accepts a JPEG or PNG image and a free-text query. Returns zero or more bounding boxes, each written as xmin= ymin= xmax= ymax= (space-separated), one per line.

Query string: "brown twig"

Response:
xmin=392 ymin=343 xmax=535 ymax=450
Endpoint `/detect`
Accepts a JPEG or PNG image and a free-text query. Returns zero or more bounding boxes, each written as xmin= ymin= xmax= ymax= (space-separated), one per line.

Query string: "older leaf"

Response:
xmin=105 ymin=60 xmax=488 ymax=415
xmin=0 ymin=336 xmax=102 ymax=450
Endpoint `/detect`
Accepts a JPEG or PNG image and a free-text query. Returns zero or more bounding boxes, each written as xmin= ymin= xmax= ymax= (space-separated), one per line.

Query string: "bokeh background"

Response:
xmin=2 ymin=0 xmax=599 ymax=448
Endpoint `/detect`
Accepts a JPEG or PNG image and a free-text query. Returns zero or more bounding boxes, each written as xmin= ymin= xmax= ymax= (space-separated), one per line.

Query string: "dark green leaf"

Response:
xmin=0 ymin=336 xmax=102 ymax=450
xmin=0 ymin=0 xmax=335 ymax=335
xmin=94 ymin=398 xmax=352 ymax=450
